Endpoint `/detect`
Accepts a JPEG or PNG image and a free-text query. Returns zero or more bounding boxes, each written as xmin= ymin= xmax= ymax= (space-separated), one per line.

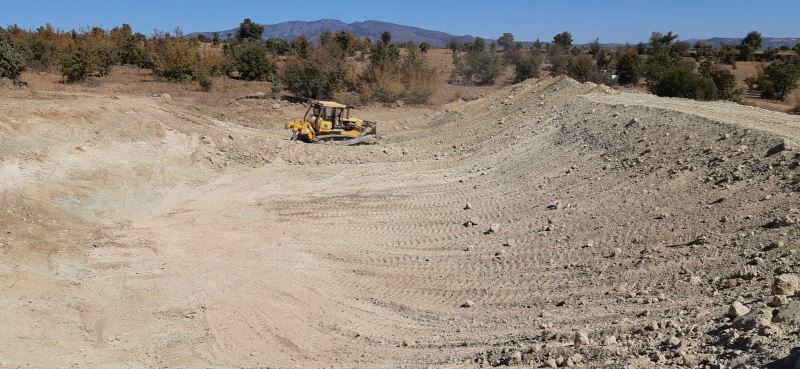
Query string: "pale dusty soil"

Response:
xmin=1 ymin=77 xmax=800 ymax=369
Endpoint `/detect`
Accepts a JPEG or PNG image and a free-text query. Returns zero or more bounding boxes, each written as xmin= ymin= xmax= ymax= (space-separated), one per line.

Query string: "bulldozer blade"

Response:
xmin=335 ymin=134 xmax=379 ymax=146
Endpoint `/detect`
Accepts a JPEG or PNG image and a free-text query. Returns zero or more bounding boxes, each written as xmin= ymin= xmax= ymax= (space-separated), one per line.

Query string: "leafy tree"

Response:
xmin=470 ymin=37 xmax=486 ymax=52
xmin=497 ymin=33 xmax=515 ymax=49
xmin=747 ymin=59 xmax=800 ymax=100
xmin=380 ymin=31 xmax=391 ymax=46
xmin=211 ymin=32 xmax=220 ymax=46
xmin=699 ymin=62 xmax=740 ymax=101
xmin=794 ymin=44 xmax=800 ymax=54
xmin=616 ymin=50 xmax=642 ymax=85
xmin=513 ymin=52 xmax=541 ymax=82
xmin=718 ymin=45 xmax=739 ymax=65
xmin=693 ymin=41 xmax=714 ymax=61
xmin=547 ymin=45 xmax=571 ymax=76
xmin=0 ymin=35 xmax=27 ymax=80
xmin=552 ymin=32 xmax=573 ymax=49
xmin=567 ymin=54 xmax=605 ymax=83
xmin=152 ymin=37 xmax=200 ymax=81
xmin=237 ymin=18 xmax=263 ymax=41
xmin=649 ymin=31 xmax=679 ymax=53
xmin=264 ymin=38 xmax=290 ymax=54
xmin=60 ymin=46 xmax=92 ymax=82
xmin=281 ymin=41 xmax=349 ymax=99
xmin=453 ymin=39 xmax=503 ymax=85
xmin=738 ymin=31 xmax=762 ymax=61
xmin=225 ymin=41 xmax=275 ymax=80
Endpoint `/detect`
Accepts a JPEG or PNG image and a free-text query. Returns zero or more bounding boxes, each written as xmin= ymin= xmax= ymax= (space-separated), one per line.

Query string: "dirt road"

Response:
xmin=1 ymin=78 xmax=799 ymax=368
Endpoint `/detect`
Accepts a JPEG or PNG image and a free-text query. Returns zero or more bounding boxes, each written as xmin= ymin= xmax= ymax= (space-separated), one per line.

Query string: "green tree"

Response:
xmin=552 ymin=31 xmax=573 ymax=49
xmin=237 ymin=18 xmax=263 ymax=41
xmin=513 ymin=52 xmax=541 ymax=82
xmin=60 ymin=46 xmax=92 ymax=82
xmin=0 ymin=35 xmax=27 ymax=80
xmin=211 ymin=32 xmax=220 ymax=46
xmin=738 ymin=31 xmax=762 ymax=61
xmin=497 ymin=33 xmax=515 ymax=49
xmin=453 ymin=40 xmax=503 ymax=85
xmin=747 ymin=60 xmax=800 ymax=100
xmin=226 ymin=42 xmax=275 ymax=80
xmin=649 ymin=31 xmax=679 ymax=53
xmin=280 ymin=46 xmax=348 ymax=99
xmin=567 ymin=54 xmax=605 ymax=83
xmin=616 ymin=51 xmax=642 ymax=85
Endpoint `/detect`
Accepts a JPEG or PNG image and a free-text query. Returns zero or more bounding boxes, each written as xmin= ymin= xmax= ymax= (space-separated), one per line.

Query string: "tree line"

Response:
xmin=447 ymin=30 xmax=800 ymax=103
xmin=0 ymin=19 xmax=437 ymax=104
xmin=2 ymin=21 xmax=799 ymax=107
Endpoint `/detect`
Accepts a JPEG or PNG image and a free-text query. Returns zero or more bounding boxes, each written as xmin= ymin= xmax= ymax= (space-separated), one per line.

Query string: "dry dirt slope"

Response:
xmin=1 ymin=78 xmax=799 ymax=369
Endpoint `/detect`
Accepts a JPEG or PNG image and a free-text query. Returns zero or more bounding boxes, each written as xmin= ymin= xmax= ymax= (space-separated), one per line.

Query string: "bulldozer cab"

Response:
xmin=308 ymin=101 xmax=352 ymax=130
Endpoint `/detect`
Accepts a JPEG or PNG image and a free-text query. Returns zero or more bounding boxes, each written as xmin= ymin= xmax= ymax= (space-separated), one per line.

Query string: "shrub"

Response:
xmin=60 ymin=46 xmax=92 ymax=82
xmin=616 ymin=51 xmax=642 ymax=85
xmin=748 ymin=60 xmax=800 ymax=100
xmin=705 ymin=67 xmax=741 ymax=101
xmin=547 ymin=46 xmax=571 ymax=76
xmin=196 ymin=71 xmax=213 ymax=91
xmin=280 ymin=47 xmax=348 ymax=99
xmin=152 ymin=37 xmax=199 ymax=81
xmin=513 ymin=52 xmax=541 ymax=82
xmin=225 ymin=41 xmax=274 ymax=81
xmin=453 ymin=44 xmax=503 ymax=85
xmin=0 ymin=37 xmax=26 ymax=80
xmin=648 ymin=66 xmax=718 ymax=101
xmin=567 ymin=54 xmax=605 ymax=83
xmin=362 ymin=35 xmax=437 ymax=103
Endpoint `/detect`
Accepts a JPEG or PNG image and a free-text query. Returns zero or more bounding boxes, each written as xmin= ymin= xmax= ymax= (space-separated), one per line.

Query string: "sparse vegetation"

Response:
xmin=512 ymin=51 xmax=541 ymax=82
xmin=1 ymin=21 xmax=798 ymax=110
xmin=452 ymin=38 xmax=503 ymax=85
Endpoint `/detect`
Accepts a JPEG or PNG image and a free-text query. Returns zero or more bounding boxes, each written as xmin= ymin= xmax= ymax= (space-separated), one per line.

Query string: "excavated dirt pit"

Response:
xmin=1 ymin=78 xmax=800 ymax=368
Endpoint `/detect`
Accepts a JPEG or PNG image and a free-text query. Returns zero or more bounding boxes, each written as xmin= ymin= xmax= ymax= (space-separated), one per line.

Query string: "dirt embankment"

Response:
xmin=1 ymin=77 xmax=799 ymax=368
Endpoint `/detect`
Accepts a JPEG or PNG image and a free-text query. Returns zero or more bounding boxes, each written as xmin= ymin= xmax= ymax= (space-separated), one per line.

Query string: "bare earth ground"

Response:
xmin=2 ymin=76 xmax=800 ymax=369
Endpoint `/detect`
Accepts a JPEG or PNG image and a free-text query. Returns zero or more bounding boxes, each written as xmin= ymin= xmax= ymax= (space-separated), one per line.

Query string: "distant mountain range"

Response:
xmin=188 ymin=19 xmax=475 ymax=47
xmin=683 ymin=37 xmax=800 ymax=49
xmin=188 ymin=19 xmax=800 ymax=49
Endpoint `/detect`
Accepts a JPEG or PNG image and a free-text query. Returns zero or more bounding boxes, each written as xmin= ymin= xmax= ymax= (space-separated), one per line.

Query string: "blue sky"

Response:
xmin=2 ymin=0 xmax=798 ymax=43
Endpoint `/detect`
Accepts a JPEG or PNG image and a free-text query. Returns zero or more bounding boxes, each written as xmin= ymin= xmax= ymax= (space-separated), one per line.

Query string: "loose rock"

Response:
xmin=773 ymin=274 xmax=800 ymax=296
xmin=728 ymin=301 xmax=750 ymax=318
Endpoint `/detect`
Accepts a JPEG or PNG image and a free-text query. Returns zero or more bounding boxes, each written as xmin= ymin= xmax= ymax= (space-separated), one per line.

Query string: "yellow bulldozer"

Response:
xmin=285 ymin=100 xmax=379 ymax=146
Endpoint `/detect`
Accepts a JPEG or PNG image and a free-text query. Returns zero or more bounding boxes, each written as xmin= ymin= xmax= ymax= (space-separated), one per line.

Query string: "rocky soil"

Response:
xmin=1 ymin=77 xmax=799 ymax=368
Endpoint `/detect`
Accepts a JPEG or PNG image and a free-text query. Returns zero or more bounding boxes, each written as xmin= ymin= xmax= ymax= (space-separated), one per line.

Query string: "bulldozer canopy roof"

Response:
xmin=314 ymin=100 xmax=348 ymax=109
